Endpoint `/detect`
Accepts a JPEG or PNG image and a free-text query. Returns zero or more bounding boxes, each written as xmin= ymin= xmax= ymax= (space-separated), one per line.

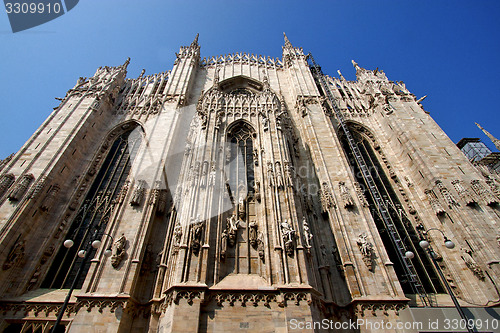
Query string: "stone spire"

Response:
xmin=191 ymin=33 xmax=199 ymax=48
xmin=351 ymin=59 xmax=361 ymax=72
xmin=476 ymin=123 xmax=500 ymax=150
xmin=283 ymin=32 xmax=293 ymax=49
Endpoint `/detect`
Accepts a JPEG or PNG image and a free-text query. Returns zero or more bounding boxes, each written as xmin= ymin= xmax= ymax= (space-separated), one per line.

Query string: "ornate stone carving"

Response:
xmin=249 ymin=221 xmax=258 ymax=248
xmin=8 ymin=173 xmax=34 ymax=201
xmin=2 ymin=236 xmax=25 ymax=270
xmin=260 ymin=110 xmax=269 ymax=131
xmin=354 ymin=182 xmax=368 ymax=207
xmin=190 ymin=217 xmax=205 ymax=255
xmin=435 ymin=180 xmax=459 ymax=207
xmin=275 ymin=162 xmax=284 ymax=189
xmin=148 ymin=182 xmax=160 ymax=206
xmin=424 ymin=189 xmax=446 ymax=215
xmin=339 ymin=181 xmax=354 ymax=208
xmin=319 ymin=182 xmax=335 ymax=213
xmin=460 ymin=248 xmax=485 ymax=280
xmin=172 ymin=221 xmax=182 ymax=254
xmin=157 ymin=191 xmax=169 ymax=216
xmin=254 ymin=181 xmax=261 ymax=202
xmin=130 ymin=180 xmax=146 ymax=206
xmin=451 ymin=179 xmax=476 ymax=206
xmin=284 ymin=161 xmax=294 ymax=188
xmin=29 ymin=176 xmax=46 ymax=199
xmin=0 ymin=173 xmax=15 ymax=197
xmin=257 ymin=234 xmax=265 ymax=261
xmin=117 ymin=180 xmax=129 ymax=204
xmin=302 ymin=218 xmax=313 ymax=250
xmin=220 ymin=228 xmax=228 ymax=260
xmin=280 ymin=220 xmax=295 ymax=256
xmin=41 ymin=184 xmax=60 ymax=211
xmin=295 ymin=97 xmax=307 ymax=117
xmin=209 ymin=163 xmax=216 ymax=186
xmin=0 ymin=153 xmax=13 ymax=172
xmin=111 ymin=234 xmax=127 ymax=269
xmin=331 ymin=246 xmax=344 ymax=276
xmin=470 ymin=179 xmax=498 ymax=206
xmin=485 ymin=176 xmax=500 ymax=198
xmin=356 ymin=233 xmax=374 ymax=271
xmin=238 ymin=197 xmax=246 ymax=220
xmin=212 ymin=291 xmax=277 ymax=307
xmin=266 ymin=162 xmax=274 ymax=187
xmin=226 ymin=213 xmax=238 ymax=247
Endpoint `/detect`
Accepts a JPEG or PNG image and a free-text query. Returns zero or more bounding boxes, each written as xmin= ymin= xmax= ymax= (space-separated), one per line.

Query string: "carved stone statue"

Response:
xmin=111 ymin=234 xmax=127 ymax=269
xmin=253 ymin=149 xmax=259 ymax=166
xmin=356 ymin=233 xmax=374 ymax=271
xmin=255 ymin=181 xmax=261 ymax=202
xmin=173 ymin=221 xmax=183 ymax=252
xmin=249 ymin=221 xmax=258 ymax=248
xmin=8 ymin=173 xmax=34 ymax=201
xmin=284 ymin=162 xmax=294 ymax=188
xmin=209 ymin=164 xmax=216 ymax=186
xmin=275 ymin=162 xmax=284 ymax=189
xmin=339 ymin=181 xmax=354 ymax=208
xmin=461 ymin=248 xmax=485 ymax=280
xmin=227 ymin=213 xmax=238 ymax=247
xmin=302 ymin=218 xmax=313 ymax=248
xmin=260 ymin=111 xmax=269 ymax=131
xmin=220 ymin=228 xmax=228 ymax=260
xmin=257 ymin=237 xmax=265 ymax=261
xmin=2 ymin=238 xmax=25 ymax=270
xmin=280 ymin=220 xmax=295 ymax=256
xmin=191 ymin=218 xmax=204 ymax=255
xmin=238 ymin=197 xmax=246 ymax=220
xmin=267 ymin=162 xmax=274 ymax=187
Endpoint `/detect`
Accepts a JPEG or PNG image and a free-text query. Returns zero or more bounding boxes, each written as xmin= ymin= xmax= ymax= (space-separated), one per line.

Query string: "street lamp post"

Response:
xmin=411 ymin=225 xmax=476 ymax=333
xmin=50 ymin=234 xmax=113 ymax=333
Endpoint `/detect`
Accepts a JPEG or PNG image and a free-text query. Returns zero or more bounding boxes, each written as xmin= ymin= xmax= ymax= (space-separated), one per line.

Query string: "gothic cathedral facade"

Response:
xmin=0 ymin=35 xmax=498 ymax=332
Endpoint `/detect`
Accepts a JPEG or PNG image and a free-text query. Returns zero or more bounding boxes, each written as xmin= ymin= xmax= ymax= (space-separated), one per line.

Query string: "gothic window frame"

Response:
xmin=225 ymin=120 xmax=256 ymax=202
xmin=41 ymin=121 xmax=144 ymax=289
xmin=338 ymin=121 xmax=444 ymax=295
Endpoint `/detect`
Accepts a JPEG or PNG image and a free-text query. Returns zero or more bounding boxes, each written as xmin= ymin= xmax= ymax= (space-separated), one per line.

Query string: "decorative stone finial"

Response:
xmin=123 ymin=57 xmax=130 ymax=68
xmin=416 ymin=95 xmax=427 ymax=104
xmin=476 ymin=123 xmax=500 ymax=151
xmin=191 ymin=33 xmax=199 ymax=48
xmin=283 ymin=32 xmax=292 ymax=48
xmin=337 ymin=70 xmax=345 ymax=81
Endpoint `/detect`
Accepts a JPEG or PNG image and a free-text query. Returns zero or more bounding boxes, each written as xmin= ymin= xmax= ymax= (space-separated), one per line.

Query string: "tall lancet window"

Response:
xmin=227 ymin=122 xmax=255 ymax=201
xmin=223 ymin=121 xmax=259 ymax=275
xmin=339 ymin=125 xmax=444 ymax=295
xmin=42 ymin=128 xmax=143 ymax=289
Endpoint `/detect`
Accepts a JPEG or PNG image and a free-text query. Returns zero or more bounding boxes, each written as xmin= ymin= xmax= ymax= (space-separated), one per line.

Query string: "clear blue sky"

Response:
xmin=1 ymin=1 xmax=499 ymax=159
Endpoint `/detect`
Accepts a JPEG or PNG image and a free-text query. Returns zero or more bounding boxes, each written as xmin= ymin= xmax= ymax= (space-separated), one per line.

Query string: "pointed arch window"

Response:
xmin=339 ymin=125 xmax=444 ymax=294
xmin=42 ymin=128 xmax=142 ymax=289
xmin=227 ymin=123 xmax=255 ymax=201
